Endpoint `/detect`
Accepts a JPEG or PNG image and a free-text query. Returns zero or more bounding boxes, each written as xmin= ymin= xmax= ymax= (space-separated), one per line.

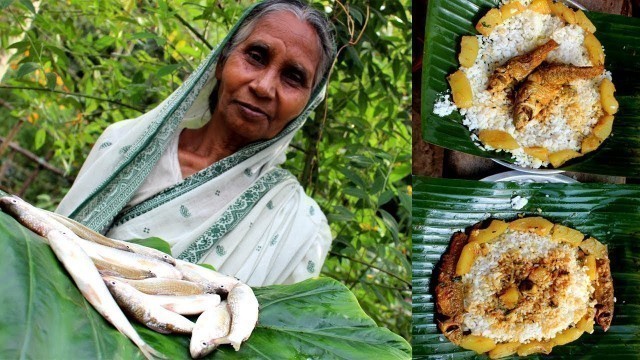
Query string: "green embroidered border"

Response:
xmin=70 ymin=54 xmax=217 ymax=232
xmin=177 ymin=168 xmax=293 ymax=263
xmin=112 ymin=73 xmax=326 ymax=226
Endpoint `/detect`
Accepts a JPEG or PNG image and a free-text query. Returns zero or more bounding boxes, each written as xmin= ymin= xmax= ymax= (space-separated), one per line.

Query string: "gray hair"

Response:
xmin=219 ymin=0 xmax=336 ymax=89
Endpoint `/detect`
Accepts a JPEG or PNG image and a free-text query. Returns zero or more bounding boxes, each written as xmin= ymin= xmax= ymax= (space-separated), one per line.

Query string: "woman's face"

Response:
xmin=213 ymin=11 xmax=321 ymax=144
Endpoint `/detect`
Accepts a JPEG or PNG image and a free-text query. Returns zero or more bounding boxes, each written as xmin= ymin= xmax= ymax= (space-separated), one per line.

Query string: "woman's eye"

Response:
xmin=247 ymin=49 xmax=265 ymax=64
xmin=284 ymin=71 xmax=305 ymax=86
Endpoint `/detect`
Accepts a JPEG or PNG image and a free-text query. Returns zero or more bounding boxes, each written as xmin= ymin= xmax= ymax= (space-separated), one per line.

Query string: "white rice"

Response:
xmin=461 ymin=229 xmax=594 ymax=343
xmin=433 ymin=7 xmax=610 ymax=168
xmin=510 ymin=195 xmax=528 ymax=209
xmin=433 ymin=92 xmax=457 ymax=116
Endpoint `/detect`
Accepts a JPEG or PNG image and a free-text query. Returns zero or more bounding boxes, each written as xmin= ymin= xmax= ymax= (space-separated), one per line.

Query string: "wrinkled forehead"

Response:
xmin=242 ymin=11 xmax=322 ymax=81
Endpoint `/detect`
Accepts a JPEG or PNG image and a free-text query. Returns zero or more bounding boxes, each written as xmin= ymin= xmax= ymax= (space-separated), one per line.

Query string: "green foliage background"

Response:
xmin=0 ymin=0 xmax=411 ymax=341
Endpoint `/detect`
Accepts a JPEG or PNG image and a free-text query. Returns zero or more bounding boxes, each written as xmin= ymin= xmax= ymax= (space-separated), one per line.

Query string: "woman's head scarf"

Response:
xmin=59 ymin=2 xmax=330 ymax=227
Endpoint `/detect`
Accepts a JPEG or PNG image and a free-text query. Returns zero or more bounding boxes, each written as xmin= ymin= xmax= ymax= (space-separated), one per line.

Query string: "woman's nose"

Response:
xmin=250 ymin=69 xmax=276 ymax=99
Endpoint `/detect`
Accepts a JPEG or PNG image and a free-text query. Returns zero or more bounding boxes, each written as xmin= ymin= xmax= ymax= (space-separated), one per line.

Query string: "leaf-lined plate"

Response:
xmin=0 ymin=212 xmax=411 ymax=359
xmin=411 ymin=176 xmax=640 ymax=358
xmin=421 ymin=0 xmax=640 ymax=176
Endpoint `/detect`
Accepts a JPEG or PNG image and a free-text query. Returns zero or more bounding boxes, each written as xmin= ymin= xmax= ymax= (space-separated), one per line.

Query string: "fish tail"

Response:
xmin=138 ymin=343 xmax=167 ymax=360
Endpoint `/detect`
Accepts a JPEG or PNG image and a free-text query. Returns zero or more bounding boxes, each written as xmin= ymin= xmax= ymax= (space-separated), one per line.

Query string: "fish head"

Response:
xmin=0 ymin=196 xmax=21 ymax=214
xmin=190 ymin=340 xmax=217 ymax=359
xmin=102 ymin=275 xmax=121 ymax=290
xmin=161 ymin=253 xmax=174 ymax=264
xmin=487 ymin=74 xmax=508 ymax=93
xmin=209 ymin=284 xmax=229 ymax=297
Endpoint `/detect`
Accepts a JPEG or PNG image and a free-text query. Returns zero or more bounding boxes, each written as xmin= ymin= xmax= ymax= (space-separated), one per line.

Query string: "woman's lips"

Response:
xmin=236 ymin=101 xmax=270 ymax=121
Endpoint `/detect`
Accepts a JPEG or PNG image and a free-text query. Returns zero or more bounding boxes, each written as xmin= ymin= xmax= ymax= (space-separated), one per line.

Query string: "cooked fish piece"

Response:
xmin=535 ymin=85 xmax=578 ymax=125
xmin=487 ymin=39 xmax=559 ymax=94
xmin=104 ymin=276 xmax=195 ymax=334
xmin=190 ymin=302 xmax=231 ymax=358
xmin=514 ymin=63 xmax=604 ymax=129
xmin=594 ymin=257 xmax=614 ymax=331
xmin=435 ymin=230 xmax=471 ymax=345
xmin=213 ymin=283 xmax=259 ymax=351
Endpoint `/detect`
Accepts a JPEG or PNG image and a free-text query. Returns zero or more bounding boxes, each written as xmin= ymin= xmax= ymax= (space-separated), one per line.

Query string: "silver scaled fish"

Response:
xmin=43 ymin=209 xmax=176 ymax=265
xmin=190 ymin=302 xmax=231 ymax=358
xmin=77 ymin=238 xmax=182 ymax=279
xmin=213 ymin=283 xmax=259 ymax=351
xmin=115 ymin=277 xmax=209 ymax=296
xmin=104 ymin=276 xmax=195 ymax=334
xmin=47 ymin=231 xmax=164 ymax=359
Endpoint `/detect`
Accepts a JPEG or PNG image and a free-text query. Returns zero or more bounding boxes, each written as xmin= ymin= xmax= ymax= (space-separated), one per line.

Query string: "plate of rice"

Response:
xmin=435 ymin=217 xmax=613 ymax=358
xmin=422 ymin=0 xmax=640 ymax=176
xmin=411 ymin=177 xmax=640 ymax=359
xmin=436 ymin=0 xmax=618 ymax=169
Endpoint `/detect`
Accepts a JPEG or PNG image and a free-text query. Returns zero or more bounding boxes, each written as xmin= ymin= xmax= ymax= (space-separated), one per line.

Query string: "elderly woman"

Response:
xmin=56 ymin=0 xmax=336 ymax=287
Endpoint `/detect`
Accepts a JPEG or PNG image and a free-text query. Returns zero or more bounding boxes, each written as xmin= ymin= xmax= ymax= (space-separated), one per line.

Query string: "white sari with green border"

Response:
xmin=56 ymin=5 xmax=332 ymax=286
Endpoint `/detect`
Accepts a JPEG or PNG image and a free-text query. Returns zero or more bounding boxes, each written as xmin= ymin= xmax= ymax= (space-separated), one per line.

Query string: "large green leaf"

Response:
xmin=0 ymin=212 xmax=410 ymax=359
xmin=422 ymin=0 xmax=640 ymax=176
xmin=411 ymin=176 xmax=640 ymax=358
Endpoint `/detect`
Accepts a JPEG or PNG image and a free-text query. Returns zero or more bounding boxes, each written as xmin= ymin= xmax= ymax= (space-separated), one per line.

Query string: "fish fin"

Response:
xmin=213 ymin=336 xmax=230 ymax=345
xmin=213 ymin=335 xmax=241 ymax=350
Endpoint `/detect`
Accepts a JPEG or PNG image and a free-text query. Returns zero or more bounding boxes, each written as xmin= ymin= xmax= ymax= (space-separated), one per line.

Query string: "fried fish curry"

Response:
xmin=435 ymin=217 xmax=614 ymax=358
xmin=443 ymin=0 xmax=618 ymax=169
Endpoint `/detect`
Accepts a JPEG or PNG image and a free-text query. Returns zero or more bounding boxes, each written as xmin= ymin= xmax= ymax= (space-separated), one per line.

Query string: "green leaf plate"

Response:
xmin=0 ymin=212 xmax=411 ymax=359
xmin=411 ymin=176 xmax=640 ymax=358
xmin=422 ymin=0 xmax=640 ymax=176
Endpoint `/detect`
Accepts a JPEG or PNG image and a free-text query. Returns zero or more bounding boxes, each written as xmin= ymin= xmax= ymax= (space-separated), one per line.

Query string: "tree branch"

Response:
xmin=329 ymin=250 xmax=411 ymax=287
xmin=172 ymin=12 xmax=214 ymax=50
xmin=358 ymin=280 xmax=411 ymax=292
xmin=302 ymin=3 xmax=371 ymax=190
xmin=0 ymin=136 xmax=72 ymax=180
xmin=0 ymin=85 xmax=145 ymax=112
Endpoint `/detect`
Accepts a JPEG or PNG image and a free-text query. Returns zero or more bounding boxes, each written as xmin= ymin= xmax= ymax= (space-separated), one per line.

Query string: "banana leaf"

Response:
xmin=411 ymin=175 xmax=640 ymax=358
xmin=0 ymin=212 xmax=411 ymax=359
xmin=422 ymin=0 xmax=640 ymax=176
